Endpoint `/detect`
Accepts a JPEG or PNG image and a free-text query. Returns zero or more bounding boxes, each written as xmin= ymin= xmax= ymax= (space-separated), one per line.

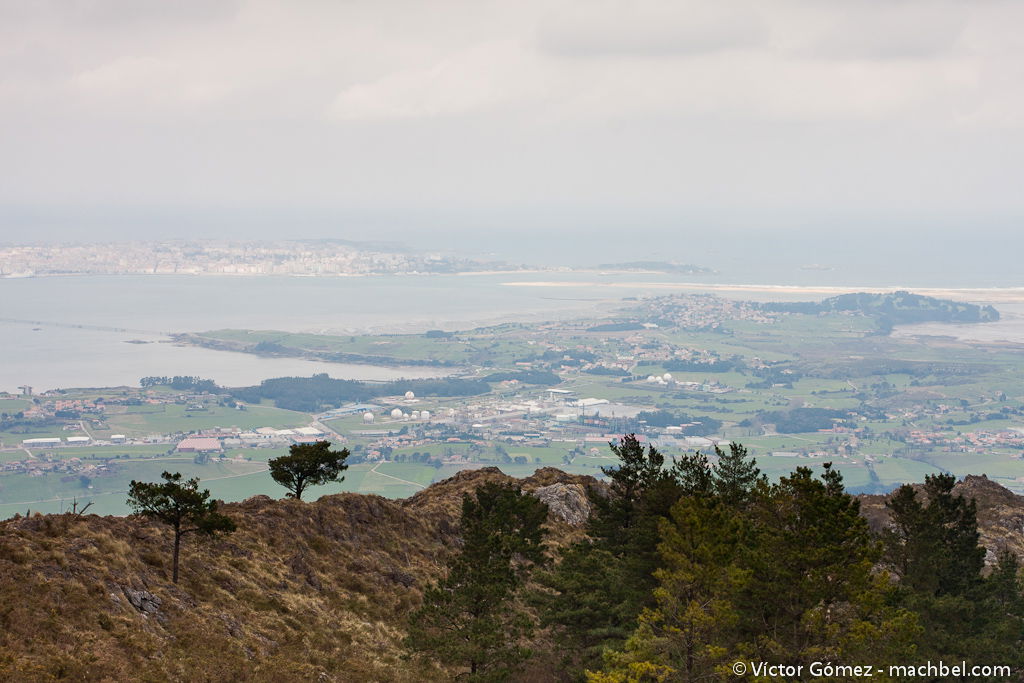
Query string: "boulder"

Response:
xmin=122 ymin=587 xmax=162 ymax=614
xmin=532 ymin=482 xmax=592 ymax=527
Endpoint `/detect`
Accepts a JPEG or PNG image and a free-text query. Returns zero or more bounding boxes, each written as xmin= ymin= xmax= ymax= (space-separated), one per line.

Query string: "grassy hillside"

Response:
xmin=0 ymin=468 xmax=594 ymax=682
xmin=2 ymin=467 xmax=1022 ymax=681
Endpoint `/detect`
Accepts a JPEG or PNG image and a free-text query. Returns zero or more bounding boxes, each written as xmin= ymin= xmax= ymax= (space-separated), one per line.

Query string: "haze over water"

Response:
xmin=5 ymin=251 xmax=1024 ymax=395
xmin=408 ymin=224 xmax=1024 ymax=290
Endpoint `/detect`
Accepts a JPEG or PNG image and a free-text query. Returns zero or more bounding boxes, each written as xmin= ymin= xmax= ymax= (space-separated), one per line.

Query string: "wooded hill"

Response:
xmin=759 ymin=291 xmax=1000 ymax=327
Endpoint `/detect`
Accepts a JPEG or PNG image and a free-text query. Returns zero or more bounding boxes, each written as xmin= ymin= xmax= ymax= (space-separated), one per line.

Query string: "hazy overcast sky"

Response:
xmin=2 ymin=0 xmax=1023 ymax=245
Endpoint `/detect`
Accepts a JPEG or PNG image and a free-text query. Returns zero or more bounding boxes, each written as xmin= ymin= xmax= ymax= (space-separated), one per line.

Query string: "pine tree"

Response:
xmin=969 ymin=550 xmax=1024 ymax=672
xmin=592 ymin=434 xmax=673 ymax=542
xmin=406 ymin=483 xmax=548 ymax=680
xmin=127 ymin=471 xmax=236 ymax=583
xmin=537 ymin=436 xmax=680 ymax=670
xmin=739 ymin=465 xmax=905 ymax=663
xmin=668 ymin=450 xmax=713 ymax=498
xmin=884 ymin=475 xmax=1019 ymax=666
xmin=593 ymin=464 xmax=920 ymax=680
xmin=884 ymin=473 xmax=985 ymax=596
xmin=711 ymin=442 xmax=764 ymax=507
xmin=537 ymin=439 xmax=768 ymax=676
xmin=533 ymin=545 xmax=639 ymax=668
xmin=591 ymin=495 xmax=749 ymax=681
xmin=268 ymin=440 xmax=349 ymax=500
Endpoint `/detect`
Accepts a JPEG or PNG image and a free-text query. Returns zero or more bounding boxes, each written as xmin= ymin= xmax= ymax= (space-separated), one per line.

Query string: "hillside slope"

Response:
xmin=0 ymin=468 xmax=598 ymax=682
xmin=1 ymin=468 xmax=1021 ymax=681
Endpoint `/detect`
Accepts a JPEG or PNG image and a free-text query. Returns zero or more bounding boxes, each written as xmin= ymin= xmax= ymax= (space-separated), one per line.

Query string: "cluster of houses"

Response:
xmin=904 ymin=428 xmax=1024 ymax=452
xmin=1 ymin=452 xmax=117 ymax=478
xmin=634 ymin=294 xmax=779 ymax=329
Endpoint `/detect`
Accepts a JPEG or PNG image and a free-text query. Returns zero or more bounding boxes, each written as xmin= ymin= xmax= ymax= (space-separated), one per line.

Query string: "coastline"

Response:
xmin=1 ymin=267 xmax=700 ymax=280
xmin=500 ymin=281 xmax=1024 ymax=304
xmin=8 ymin=270 xmax=1024 ymax=304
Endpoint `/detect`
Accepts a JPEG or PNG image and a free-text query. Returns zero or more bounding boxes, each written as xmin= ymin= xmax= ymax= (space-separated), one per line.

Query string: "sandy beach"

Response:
xmin=500 ymin=281 xmax=1024 ymax=304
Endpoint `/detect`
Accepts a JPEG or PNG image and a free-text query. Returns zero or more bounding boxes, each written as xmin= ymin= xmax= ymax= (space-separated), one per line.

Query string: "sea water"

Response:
xmin=3 ymin=268 xmax=1022 ymax=393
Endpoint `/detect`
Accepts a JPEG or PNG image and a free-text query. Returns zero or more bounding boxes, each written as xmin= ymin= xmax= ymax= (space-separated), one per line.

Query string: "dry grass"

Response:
xmin=6 ymin=467 xmax=1021 ymax=681
xmin=0 ymin=489 xmax=456 ymax=680
xmin=0 ymin=468 xmax=602 ymax=682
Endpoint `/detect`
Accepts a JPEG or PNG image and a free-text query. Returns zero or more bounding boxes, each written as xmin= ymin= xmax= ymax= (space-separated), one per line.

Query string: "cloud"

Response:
xmin=3 ymin=0 xmax=241 ymax=27
xmin=329 ymin=40 xmax=543 ymax=120
xmin=777 ymin=0 xmax=969 ymax=60
xmin=537 ymin=0 xmax=766 ymax=57
xmin=1 ymin=0 xmax=1024 ymax=231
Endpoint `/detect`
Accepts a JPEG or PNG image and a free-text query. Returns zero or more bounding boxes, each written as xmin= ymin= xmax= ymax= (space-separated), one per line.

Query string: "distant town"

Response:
xmin=0 ymin=239 xmax=517 ymax=278
xmin=0 ymin=239 xmax=725 ymax=280
xmin=3 ymin=362 xmax=1024 ymax=491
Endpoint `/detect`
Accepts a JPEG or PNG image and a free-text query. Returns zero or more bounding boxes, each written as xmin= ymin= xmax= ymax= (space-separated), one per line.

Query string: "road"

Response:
xmin=368 ymin=462 xmax=425 ymax=490
xmin=78 ymin=420 xmax=95 ymax=440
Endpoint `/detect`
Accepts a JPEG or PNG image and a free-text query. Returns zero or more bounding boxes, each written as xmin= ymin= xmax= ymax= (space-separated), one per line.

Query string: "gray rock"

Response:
xmin=532 ymin=483 xmax=592 ymax=527
xmin=122 ymin=587 xmax=162 ymax=614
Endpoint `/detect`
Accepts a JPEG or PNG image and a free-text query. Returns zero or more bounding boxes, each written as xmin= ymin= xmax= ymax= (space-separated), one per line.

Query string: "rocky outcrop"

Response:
xmin=531 ymin=483 xmax=591 ymax=527
xmin=858 ymin=473 xmax=1024 ymax=562
xmin=402 ymin=466 xmax=604 ymax=529
xmin=121 ymin=587 xmax=161 ymax=614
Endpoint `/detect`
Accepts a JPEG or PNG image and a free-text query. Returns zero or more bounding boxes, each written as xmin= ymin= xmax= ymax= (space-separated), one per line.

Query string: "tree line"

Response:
xmin=230 ymin=374 xmax=490 ymax=412
xmin=405 ymin=437 xmax=1024 ymax=681
xmin=139 ymin=376 xmax=220 ymax=393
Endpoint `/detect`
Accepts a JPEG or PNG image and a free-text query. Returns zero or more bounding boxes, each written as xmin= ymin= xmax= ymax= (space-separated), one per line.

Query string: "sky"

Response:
xmin=1 ymin=0 xmax=1023 ymax=255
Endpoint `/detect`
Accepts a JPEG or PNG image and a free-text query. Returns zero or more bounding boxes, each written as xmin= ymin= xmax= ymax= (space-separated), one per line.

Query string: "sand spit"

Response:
xmin=500 ymin=281 xmax=1024 ymax=304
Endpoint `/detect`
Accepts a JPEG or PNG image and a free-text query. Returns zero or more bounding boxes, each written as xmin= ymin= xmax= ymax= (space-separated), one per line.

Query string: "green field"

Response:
xmin=197 ymin=328 xmax=541 ymax=367
xmin=0 ymin=423 xmax=72 ymax=448
xmin=0 ymin=459 xmax=599 ymax=518
xmin=918 ymin=453 xmax=1024 ymax=481
xmin=25 ymin=445 xmax=175 ymax=461
xmin=0 ymin=458 xmax=267 ymax=518
xmin=869 ymin=456 xmax=943 ymax=484
xmin=6 ymin=298 xmax=1024 ymax=517
xmin=0 ymin=398 xmax=32 ymax=414
xmin=4 ymin=444 xmax=1021 ymax=520
xmin=93 ymin=403 xmax=311 ymax=437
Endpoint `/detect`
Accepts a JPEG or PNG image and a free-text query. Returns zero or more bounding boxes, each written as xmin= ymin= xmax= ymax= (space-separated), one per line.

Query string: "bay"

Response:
xmin=3 ymin=271 xmax=1021 ymax=393
xmin=0 ymin=272 xmax=629 ymax=392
